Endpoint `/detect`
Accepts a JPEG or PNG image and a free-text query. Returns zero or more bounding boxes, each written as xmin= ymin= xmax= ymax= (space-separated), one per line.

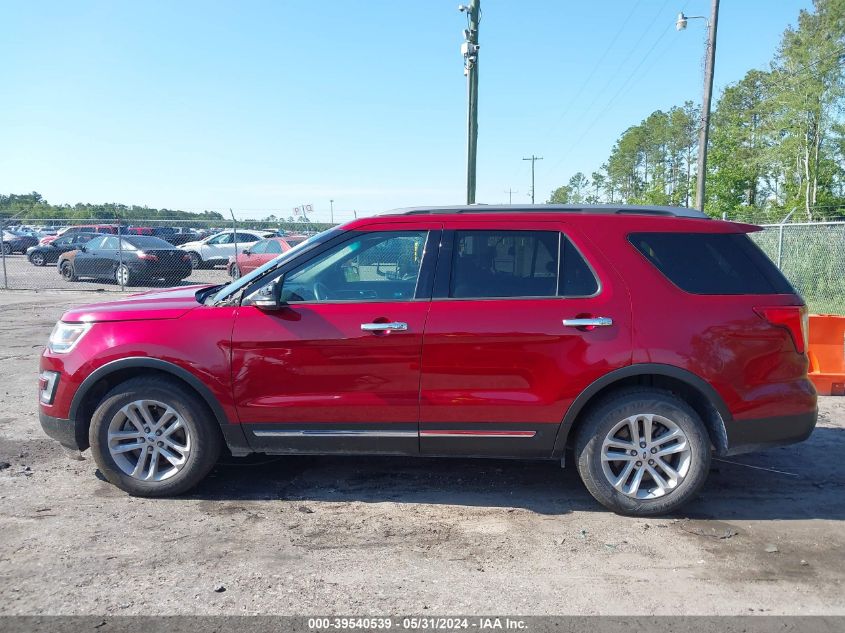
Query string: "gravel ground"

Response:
xmin=0 ymin=290 xmax=843 ymax=615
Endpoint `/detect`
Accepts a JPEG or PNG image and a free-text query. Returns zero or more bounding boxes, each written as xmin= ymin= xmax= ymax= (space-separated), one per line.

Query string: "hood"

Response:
xmin=62 ymin=284 xmax=213 ymax=323
xmin=178 ymin=240 xmax=205 ymax=250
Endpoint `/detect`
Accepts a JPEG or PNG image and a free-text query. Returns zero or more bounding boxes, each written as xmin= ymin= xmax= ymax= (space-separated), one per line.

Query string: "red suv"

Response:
xmin=38 ymin=206 xmax=817 ymax=516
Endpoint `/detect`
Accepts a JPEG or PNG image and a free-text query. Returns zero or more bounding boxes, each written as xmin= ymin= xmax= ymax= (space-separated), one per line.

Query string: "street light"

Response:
xmin=677 ymin=1 xmax=720 ymax=211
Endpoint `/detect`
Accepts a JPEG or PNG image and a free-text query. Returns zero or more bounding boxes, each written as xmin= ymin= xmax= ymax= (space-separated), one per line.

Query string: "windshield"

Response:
xmin=207 ymin=227 xmax=342 ymax=305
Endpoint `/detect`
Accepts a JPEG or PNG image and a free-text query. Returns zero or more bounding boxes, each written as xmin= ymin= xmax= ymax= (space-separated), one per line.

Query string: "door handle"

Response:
xmin=562 ymin=317 xmax=613 ymax=328
xmin=361 ymin=322 xmax=408 ymax=332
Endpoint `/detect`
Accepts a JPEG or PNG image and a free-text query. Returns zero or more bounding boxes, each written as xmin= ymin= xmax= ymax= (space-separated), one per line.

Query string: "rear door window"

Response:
xmin=448 ymin=230 xmax=598 ymax=299
xmin=629 ymin=232 xmax=795 ymax=295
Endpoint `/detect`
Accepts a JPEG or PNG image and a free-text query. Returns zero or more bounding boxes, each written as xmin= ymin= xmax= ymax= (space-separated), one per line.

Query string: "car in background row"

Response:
xmin=40 ymin=224 xmax=120 ymax=245
xmin=178 ymin=229 xmax=275 ymax=269
xmin=226 ymin=235 xmax=309 ymax=279
xmin=26 ymin=232 xmax=98 ymax=266
xmin=2 ymin=230 xmax=40 ymax=254
xmin=57 ymin=235 xmax=192 ymax=286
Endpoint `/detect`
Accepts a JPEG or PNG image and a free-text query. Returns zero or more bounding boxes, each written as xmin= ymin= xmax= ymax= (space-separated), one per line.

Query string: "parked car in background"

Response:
xmin=38 ymin=205 xmax=816 ymax=515
xmin=178 ymin=229 xmax=275 ymax=269
xmin=57 ymin=235 xmax=192 ymax=286
xmin=2 ymin=230 xmax=39 ymax=254
xmin=27 ymin=232 xmax=98 ymax=266
xmin=40 ymin=224 xmax=119 ymax=245
xmin=149 ymin=227 xmax=200 ymax=246
xmin=226 ymin=236 xmax=309 ymax=279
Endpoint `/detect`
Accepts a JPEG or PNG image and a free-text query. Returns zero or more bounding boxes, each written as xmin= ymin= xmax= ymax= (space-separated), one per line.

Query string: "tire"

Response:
xmin=1 ymin=243 xmax=10 ymax=256
xmin=29 ymin=251 xmax=46 ymax=266
xmin=115 ymin=264 xmax=131 ymax=286
xmin=574 ymin=388 xmax=711 ymax=516
xmin=188 ymin=252 xmax=202 ymax=269
xmin=88 ymin=377 xmax=223 ymax=497
xmin=230 ymin=264 xmax=241 ymax=280
xmin=60 ymin=261 xmax=78 ymax=282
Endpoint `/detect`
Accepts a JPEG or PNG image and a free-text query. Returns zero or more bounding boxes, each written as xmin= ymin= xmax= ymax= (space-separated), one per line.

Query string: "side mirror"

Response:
xmin=242 ymin=249 xmax=250 ymax=255
xmin=79 ymin=246 xmax=87 ymax=253
xmin=252 ymin=278 xmax=284 ymax=311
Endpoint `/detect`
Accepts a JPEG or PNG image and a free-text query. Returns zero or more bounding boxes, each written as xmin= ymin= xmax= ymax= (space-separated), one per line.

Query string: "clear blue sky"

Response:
xmin=1 ymin=0 xmax=812 ymax=222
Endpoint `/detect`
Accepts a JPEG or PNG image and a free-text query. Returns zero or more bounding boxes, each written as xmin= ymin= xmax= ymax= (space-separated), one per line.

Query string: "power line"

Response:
xmin=538 ymin=0 xmax=645 ymax=144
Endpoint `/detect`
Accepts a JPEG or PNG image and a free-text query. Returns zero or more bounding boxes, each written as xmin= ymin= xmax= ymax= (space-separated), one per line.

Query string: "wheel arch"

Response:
xmin=552 ymin=364 xmax=731 ymax=459
xmin=69 ymin=357 xmax=249 ymax=454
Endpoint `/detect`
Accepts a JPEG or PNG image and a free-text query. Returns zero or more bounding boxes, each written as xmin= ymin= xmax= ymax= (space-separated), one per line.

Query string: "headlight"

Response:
xmin=48 ymin=321 xmax=91 ymax=353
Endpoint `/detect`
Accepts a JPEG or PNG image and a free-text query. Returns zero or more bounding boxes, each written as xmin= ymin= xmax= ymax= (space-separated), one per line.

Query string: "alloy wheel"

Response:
xmin=231 ymin=264 xmax=241 ymax=280
xmin=30 ymin=252 xmax=46 ymax=266
xmin=600 ymin=413 xmax=692 ymax=499
xmin=107 ymin=399 xmax=191 ymax=482
xmin=115 ymin=265 xmax=130 ymax=286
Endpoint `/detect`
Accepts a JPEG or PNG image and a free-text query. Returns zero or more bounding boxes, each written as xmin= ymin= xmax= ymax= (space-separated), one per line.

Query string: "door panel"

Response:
xmin=419 ymin=221 xmax=632 ymax=457
xmin=231 ymin=302 xmax=429 ymax=452
xmin=231 ymin=223 xmax=441 ymax=455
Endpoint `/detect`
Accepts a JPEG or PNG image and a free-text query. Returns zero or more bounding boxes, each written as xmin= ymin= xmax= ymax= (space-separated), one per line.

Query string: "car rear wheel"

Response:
xmin=60 ymin=262 xmax=78 ymax=282
xmin=29 ymin=251 xmax=46 ymax=266
xmin=574 ymin=388 xmax=711 ymax=516
xmin=89 ymin=377 xmax=222 ymax=496
xmin=230 ymin=264 xmax=241 ymax=280
xmin=115 ymin=264 xmax=131 ymax=286
xmin=187 ymin=252 xmax=202 ymax=269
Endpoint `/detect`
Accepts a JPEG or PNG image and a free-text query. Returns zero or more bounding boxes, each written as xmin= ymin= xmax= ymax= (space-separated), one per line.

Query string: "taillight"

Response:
xmin=181 ymin=254 xmax=191 ymax=262
xmin=137 ymin=252 xmax=159 ymax=261
xmin=754 ymin=305 xmax=808 ymax=354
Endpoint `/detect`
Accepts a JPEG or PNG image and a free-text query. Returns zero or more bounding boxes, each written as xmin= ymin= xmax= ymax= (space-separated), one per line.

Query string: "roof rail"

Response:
xmin=386 ymin=204 xmax=709 ymax=219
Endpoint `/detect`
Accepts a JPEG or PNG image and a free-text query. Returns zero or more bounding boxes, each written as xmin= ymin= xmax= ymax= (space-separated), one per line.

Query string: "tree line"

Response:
xmin=0 ymin=192 xmax=227 ymax=224
xmin=548 ymin=0 xmax=845 ymax=222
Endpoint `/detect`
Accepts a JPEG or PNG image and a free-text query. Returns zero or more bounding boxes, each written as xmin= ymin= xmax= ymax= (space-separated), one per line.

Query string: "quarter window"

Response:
xmin=282 ymin=231 xmax=428 ymax=303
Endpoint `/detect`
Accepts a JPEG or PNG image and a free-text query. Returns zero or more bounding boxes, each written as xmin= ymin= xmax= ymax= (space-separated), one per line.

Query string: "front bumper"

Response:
xmin=725 ymin=409 xmax=817 ymax=455
xmin=39 ymin=411 xmax=84 ymax=451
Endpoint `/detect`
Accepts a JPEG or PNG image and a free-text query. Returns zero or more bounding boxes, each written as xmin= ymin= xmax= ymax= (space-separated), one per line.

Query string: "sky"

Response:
xmin=1 ymin=0 xmax=813 ymax=222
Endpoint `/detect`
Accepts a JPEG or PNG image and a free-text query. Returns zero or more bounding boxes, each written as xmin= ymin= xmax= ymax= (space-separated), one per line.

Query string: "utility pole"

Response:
xmin=523 ymin=155 xmax=543 ymax=204
xmin=460 ymin=1 xmax=481 ymax=204
xmin=329 ymin=199 xmax=334 ymax=224
xmin=677 ymin=0 xmax=719 ymax=210
xmin=504 ymin=188 xmax=518 ymax=204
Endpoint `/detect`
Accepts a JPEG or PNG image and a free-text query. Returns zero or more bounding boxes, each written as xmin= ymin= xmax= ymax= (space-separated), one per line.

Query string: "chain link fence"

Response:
xmin=2 ymin=215 xmax=844 ymax=315
xmin=749 ymin=221 xmax=845 ymax=315
xmin=0 ymin=217 xmax=334 ymax=292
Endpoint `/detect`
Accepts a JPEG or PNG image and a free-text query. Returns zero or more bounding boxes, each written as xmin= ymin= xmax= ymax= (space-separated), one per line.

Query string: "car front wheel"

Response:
xmin=187 ymin=252 xmax=202 ymax=269
xmin=29 ymin=251 xmax=46 ymax=266
xmin=1 ymin=243 xmax=11 ymax=255
xmin=574 ymin=388 xmax=711 ymax=516
xmin=89 ymin=377 xmax=222 ymax=496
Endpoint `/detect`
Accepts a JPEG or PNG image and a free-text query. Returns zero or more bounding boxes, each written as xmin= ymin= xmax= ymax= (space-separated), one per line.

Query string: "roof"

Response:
xmin=383 ymin=204 xmax=709 ymax=219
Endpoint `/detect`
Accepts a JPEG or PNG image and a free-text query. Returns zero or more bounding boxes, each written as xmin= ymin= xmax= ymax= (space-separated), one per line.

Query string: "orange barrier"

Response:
xmin=808 ymin=314 xmax=845 ymax=395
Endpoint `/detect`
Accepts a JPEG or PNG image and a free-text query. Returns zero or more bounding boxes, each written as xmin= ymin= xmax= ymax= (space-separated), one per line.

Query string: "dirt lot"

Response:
xmin=0 ymin=290 xmax=843 ymax=615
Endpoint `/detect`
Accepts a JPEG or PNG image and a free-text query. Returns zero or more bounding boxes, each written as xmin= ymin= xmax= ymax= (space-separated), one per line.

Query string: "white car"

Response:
xmin=178 ymin=229 xmax=275 ymax=269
